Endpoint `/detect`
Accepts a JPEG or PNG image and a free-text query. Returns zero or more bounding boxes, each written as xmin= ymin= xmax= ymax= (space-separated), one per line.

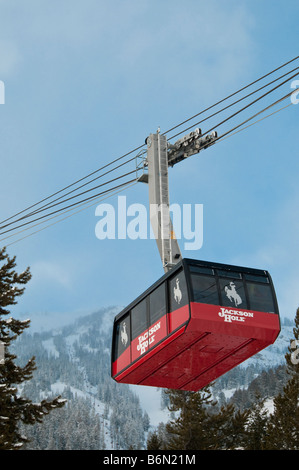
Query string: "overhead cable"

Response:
xmin=3 ymin=55 xmax=298 ymax=228
xmin=0 ymin=178 xmax=137 ymax=237
xmin=1 ymin=56 xmax=298 ymax=242
xmin=0 ymin=147 xmax=144 ymax=227
xmin=170 ymin=68 xmax=299 ymax=142
xmin=164 ymin=54 xmax=299 ymax=137
xmin=1 ymin=180 xmax=138 ymax=247
xmin=167 ymin=65 xmax=299 ymax=142
xmin=0 ymin=169 xmax=137 ymax=232
xmin=213 ymin=88 xmax=296 ymax=144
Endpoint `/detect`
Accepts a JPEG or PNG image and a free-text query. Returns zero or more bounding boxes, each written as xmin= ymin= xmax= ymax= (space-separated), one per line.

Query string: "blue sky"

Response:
xmin=0 ymin=0 xmax=298 ymax=330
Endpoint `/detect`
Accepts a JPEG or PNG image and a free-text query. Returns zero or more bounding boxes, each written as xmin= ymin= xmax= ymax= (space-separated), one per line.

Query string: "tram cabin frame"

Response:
xmin=111 ymin=258 xmax=280 ymax=391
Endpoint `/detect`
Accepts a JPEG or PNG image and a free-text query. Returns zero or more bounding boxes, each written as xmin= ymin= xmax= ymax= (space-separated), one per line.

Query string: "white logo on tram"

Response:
xmin=224 ymin=282 xmax=242 ymax=307
xmin=218 ymin=307 xmax=254 ymax=323
xmin=121 ymin=322 xmax=128 ymax=347
xmin=173 ymin=278 xmax=182 ymax=304
xmin=137 ymin=321 xmax=161 ymax=355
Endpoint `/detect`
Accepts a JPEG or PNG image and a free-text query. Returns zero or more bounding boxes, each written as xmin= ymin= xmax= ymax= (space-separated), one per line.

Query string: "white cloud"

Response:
xmin=0 ymin=40 xmax=21 ymax=76
xmin=116 ymin=2 xmax=255 ymax=92
xmin=30 ymin=260 xmax=73 ymax=289
xmin=229 ymin=187 xmax=299 ymax=319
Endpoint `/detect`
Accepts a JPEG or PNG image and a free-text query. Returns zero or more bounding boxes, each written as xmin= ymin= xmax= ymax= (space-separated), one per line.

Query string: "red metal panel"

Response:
xmin=131 ymin=314 xmax=168 ymax=362
xmin=112 ymin=345 xmax=130 ymax=377
xmin=114 ymin=325 xmax=187 ymax=385
xmin=168 ymin=304 xmax=190 ymax=333
xmin=188 ymin=302 xmax=280 ymax=342
xmin=180 ymin=337 xmax=269 ymax=391
xmin=113 ymin=302 xmax=280 ymax=391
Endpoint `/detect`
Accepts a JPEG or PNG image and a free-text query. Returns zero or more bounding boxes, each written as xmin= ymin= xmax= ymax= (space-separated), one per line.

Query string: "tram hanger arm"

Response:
xmin=167 ymin=129 xmax=218 ymax=167
xmin=142 ymin=127 xmax=218 ymax=169
xmin=140 ymin=127 xmax=217 ymax=273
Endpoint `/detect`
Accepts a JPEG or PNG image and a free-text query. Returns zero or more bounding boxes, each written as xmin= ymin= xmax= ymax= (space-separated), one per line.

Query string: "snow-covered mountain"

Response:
xmin=239 ymin=320 xmax=293 ymax=369
xmin=13 ymin=307 xmax=294 ymax=450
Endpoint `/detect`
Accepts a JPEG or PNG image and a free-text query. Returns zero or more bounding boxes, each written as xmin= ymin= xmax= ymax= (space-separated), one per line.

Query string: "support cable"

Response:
xmin=163 ymin=54 xmax=299 ymax=137
xmin=0 ymin=178 xmax=137 ymax=237
xmin=1 ymin=56 xmax=298 ymax=241
xmin=1 ymin=181 xmax=138 ymax=247
xmin=171 ymin=69 xmax=299 ymax=142
xmin=0 ymin=168 xmax=137 ymax=231
xmin=167 ymin=65 xmax=299 ymax=142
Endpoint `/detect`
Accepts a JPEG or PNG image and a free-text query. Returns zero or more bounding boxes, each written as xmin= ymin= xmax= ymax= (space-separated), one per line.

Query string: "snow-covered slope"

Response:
xmin=239 ymin=321 xmax=293 ymax=369
xmin=13 ymin=308 xmax=294 ymax=449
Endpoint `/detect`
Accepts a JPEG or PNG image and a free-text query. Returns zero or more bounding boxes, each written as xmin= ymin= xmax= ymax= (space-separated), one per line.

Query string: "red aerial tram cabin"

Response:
xmin=111 ymin=258 xmax=280 ymax=391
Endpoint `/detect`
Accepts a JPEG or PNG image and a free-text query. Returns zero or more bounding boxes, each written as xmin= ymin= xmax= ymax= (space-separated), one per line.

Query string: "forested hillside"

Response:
xmin=12 ymin=308 xmax=294 ymax=450
xmin=14 ymin=308 xmax=149 ymax=450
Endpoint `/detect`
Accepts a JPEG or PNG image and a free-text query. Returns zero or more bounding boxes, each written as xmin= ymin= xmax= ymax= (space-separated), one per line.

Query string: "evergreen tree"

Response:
xmin=265 ymin=307 xmax=299 ymax=450
xmin=208 ymin=403 xmax=249 ymax=450
xmin=228 ymin=408 xmax=250 ymax=449
xmin=243 ymin=396 xmax=269 ymax=450
xmin=164 ymin=386 xmax=250 ymax=450
xmin=147 ymin=422 xmax=170 ymax=450
xmin=0 ymin=247 xmax=66 ymax=450
xmin=142 ymin=411 xmax=150 ymax=432
xmin=165 ymin=387 xmax=218 ymax=450
xmin=285 ymin=307 xmax=299 ymax=376
xmin=147 ymin=430 xmax=163 ymax=450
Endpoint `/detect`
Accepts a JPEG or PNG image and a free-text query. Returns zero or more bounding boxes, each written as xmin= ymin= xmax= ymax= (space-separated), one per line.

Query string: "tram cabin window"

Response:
xmin=168 ymin=270 xmax=188 ymax=311
xmin=149 ymin=284 xmax=166 ymax=325
xmin=219 ymin=276 xmax=247 ymax=309
xmin=247 ymin=282 xmax=276 ymax=313
xmin=216 ymin=270 xmax=241 ymax=279
xmin=113 ymin=313 xmax=130 ymax=360
xmin=131 ymin=299 xmax=147 ymax=339
xmin=190 ymin=271 xmax=219 ymax=305
xmin=244 ymin=273 xmax=269 ymax=283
